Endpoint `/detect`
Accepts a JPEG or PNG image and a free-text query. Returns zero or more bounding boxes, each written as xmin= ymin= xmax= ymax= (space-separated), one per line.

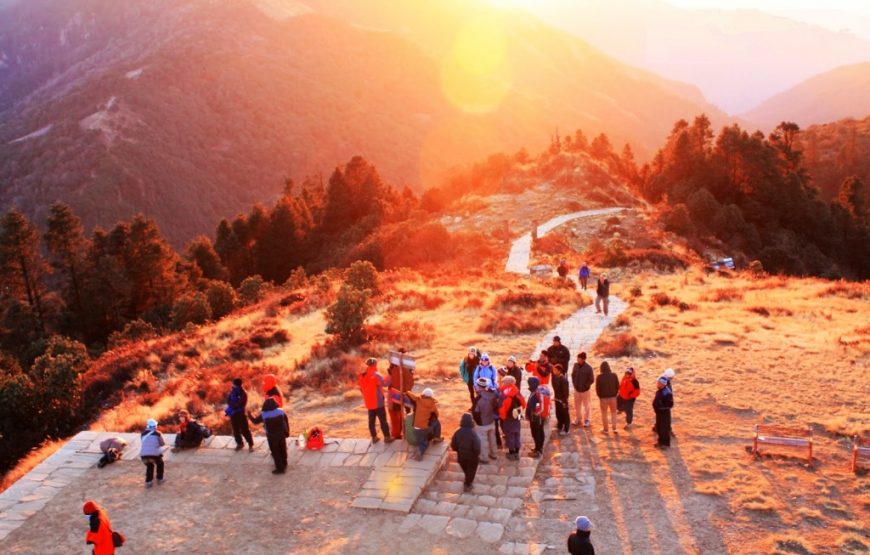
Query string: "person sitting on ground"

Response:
xmin=262 ymin=373 xmax=284 ymax=408
xmin=358 ymin=358 xmax=393 ymax=444
xmin=498 ymin=376 xmax=526 ymax=461
xmin=595 ymin=273 xmax=610 ymax=316
xmin=472 ymin=353 xmax=498 ymax=394
xmin=526 ymin=376 xmax=549 ymax=458
xmin=578 ymin=262 xmax=591 ymax=291
xmin=451 ymin=412 xmax=481 ymax=492
xmin=546 ymin=336 xmax=571 ymax=378
xmin=83 ymin=500 xmax=117 ymax=555
xmin=97 ymin=437 xmax=127 ymax=468
xmin=174 ymin=409 xmax=205 ymax=449
xmin=472 ymin=377 xmax=500 ymax=463
xmin=652 ymin=376 xmax=674 ymax=449
xmin=568 ymin=516 xmax=595 ymax=555
xmin=248 ymin=397 xmax=290 ymax=473
xmin=226 ymin=378 xmax=254 ymax=451
xmin=595 ymin=361 xmax=619 ymax=434
xmin=617 ymin=367 xmax=640 ymax=431
xmin=139 ymin=419 xmax=165 ymax=487
xmin=551 ymin=364 xmax=571 ymax=435
xmin=404 ymin=388 xmax=442 ymax=460
xmin=571 ymin=352 xmax=595 ymax=427
xmin=459 ymin=347 xmax=480 ymax=408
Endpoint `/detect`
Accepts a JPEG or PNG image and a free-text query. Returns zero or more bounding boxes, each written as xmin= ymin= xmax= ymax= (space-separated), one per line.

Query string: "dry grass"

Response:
xmin=701 ymin=286 xmax=745 ymax=302
xmin=593 ymin=332 xmax=641 ymax=357
xmin=0 ymin=439 xmax=65 ymax=493
xmin=477 ymin=287 xmax=590 ymax=334
xmin=818 ymin=281 xmax=870 ymax=300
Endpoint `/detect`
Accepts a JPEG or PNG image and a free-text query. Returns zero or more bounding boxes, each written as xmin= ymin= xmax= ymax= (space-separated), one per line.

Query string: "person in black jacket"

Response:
xmin=652 ymin=377 xmax=674 ymax=448
xmin=248 ymin=398 xmax=290 ymax=473
xmin=546 ymin=336 xmax=571 ymax=376
xmin=595 ymin=361 xmax=619 ymax=434
xmin=174 ymin=410 xmax=204 ymax=449
xmin=567 ymin=516 xmax=595 ymax=554
xmin=595 ymin=274 xmax=610 ymax=316
xmin=226 ymin=378 xmax=254 ymax=451
xmin=450 ymin=413 xmax=481 ymax=491
xmin=551 ymin=364 xmax=570 ymax=435
xmin=571 ymin=352 xmax=594 ymax=427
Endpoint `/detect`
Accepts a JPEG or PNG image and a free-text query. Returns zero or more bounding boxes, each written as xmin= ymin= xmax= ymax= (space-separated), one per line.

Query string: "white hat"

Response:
xmin=575 ymin=516 xmax=592 ymax=531
xmin=422 ymin=388 xmax=434 ymax=398
xmin=507 ymin=355 xmax=517 ymax=363
xmin=146 ymin=419 xmax=157 ymax=430
xmin=664 ymin=368 xmax=675 ymax=378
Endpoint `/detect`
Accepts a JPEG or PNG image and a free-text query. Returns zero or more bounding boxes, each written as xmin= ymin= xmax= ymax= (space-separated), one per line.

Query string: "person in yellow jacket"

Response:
xmin=404 ymin=388 xmax=443 ymax=460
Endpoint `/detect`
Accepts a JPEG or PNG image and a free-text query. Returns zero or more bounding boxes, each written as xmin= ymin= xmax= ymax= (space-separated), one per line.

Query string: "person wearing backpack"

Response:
xmin=226 ymin=378 xmax=254 ymax=451
xmin=526 ymin=376 xmax=549 ymax=458
xmin=459 ymin=347 xmax=480 ymax=408
xmin=652 ymin=376 xmax=674 ymax=448
xmin=473 ymin=353 xmax=498 ymax=395
xmin=616 ymin=367 xmax=640 ymax=431
xmin=139 ymin=418 xmax=165 ymax=487
xmin=595 ymin=361 xmax=619 ymax=435
xmin=450 ymin=412 xmax=481 ymax=492
xmin=83 ymin=500 xmax=118 ymax=555
xmin=571 ymin=352 xmax=595 ymax=427
xmin=262 ymin=373 xmax=284 ymax=408
xmin=551 ymin=364 xmax=571 ymax=435
xmin=174 ymin=410 xmax=205 ymax=449
xmin=498 ymin=376 xmax=526 ymax=461
xmin=473 ymin=377 xmax=500 ymax=463
xmin=248 ymin=397 xmax=290 ymax=473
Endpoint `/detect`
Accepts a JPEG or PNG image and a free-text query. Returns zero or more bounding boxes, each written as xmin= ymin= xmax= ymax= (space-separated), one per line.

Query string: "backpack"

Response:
xmin=305 ymin=427 xmax=324 ymax=450
xmin=199 ymin=423 xmax=212 ymax=439
xmin=508 ymin=394 xmax=523 ymax=421
xmin=112 ymin=531 xmax=126 ymax=548
xmin=471 ymin=396 xmax=483 ymax=426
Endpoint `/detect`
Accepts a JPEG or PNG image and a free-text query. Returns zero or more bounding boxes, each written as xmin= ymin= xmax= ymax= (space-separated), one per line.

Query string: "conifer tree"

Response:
xmin=44 ymin=202 xmax=87 ymax=318
xmin=0 ymin=209 xmax=48 ymax=334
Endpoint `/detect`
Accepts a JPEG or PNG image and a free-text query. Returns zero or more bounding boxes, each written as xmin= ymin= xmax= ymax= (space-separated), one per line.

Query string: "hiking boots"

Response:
xmin=384 ymin=437 xmax=395 ymax=444
xmin=371 ymin=436 xmax=381 ymax=444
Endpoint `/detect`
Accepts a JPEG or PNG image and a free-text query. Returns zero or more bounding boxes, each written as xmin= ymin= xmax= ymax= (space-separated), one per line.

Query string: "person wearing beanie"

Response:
xmin=459 ymin=347 xmax=480 ymax=408
xmin=652 ymin=376 xmax=674 ymax=448
xmin=595 ymin=361 xmax=619 ymax=434
xmin=358 ymin=358 xmax=393 ymax=445
xmin=546 ymin=336 xmax=571 ymax=378
xmin=617 ymin=368 xmax=641 ymax=431
xmin=551 ymin=363 xmax=571 ymax=435
xmin=450 ymin=413 xmax=481 ymax=491
xmin=83 ymin=500 xmax=117 ymax=555
xmin=226 ymin=377 xmax=254 ymax=451
xmin=651 ymin=369 xmax=677 ymax=437
xmin=498 ymin=376 xmax=526 ymax=460
xmin=248 ymin=397 xmax=290 ymax=473
xmin=525 ymin=376 xmax=548 ymax=458
xmin=404 ymin=387 xmax=442 ymax=460
xmin=473 ymin=353 xmax=498 ymax=395
xmin=472 ymin=377 xmax=500 ymax=463
xmin=139 ymin=419 xmax=165 ymax=487
xmin=567 ymin=516 xmax=595 ymax=554
xmin=262 ymin=373 xmax=284 ymax=408
xmin=529 ymin=351 xmax=552 ymax=386
xmin=571 ymin=352 xmax=595 ymax=427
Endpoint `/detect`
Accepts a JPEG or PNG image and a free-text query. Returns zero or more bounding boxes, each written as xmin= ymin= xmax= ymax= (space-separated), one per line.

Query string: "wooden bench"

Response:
xmin=753 ymin=424 xmax=813 ymax=463
xmin=852 ymin=436 xmax=870 ymax=473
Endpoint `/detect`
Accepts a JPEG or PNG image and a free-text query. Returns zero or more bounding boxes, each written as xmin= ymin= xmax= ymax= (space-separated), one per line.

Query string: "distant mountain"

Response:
xmin=0 ymin=0 xmax=726 ymax=246
xmin=742 ymin=63 xmax=870 ymax=128
xmin=528 ymin=0 xmax=870 ymax=114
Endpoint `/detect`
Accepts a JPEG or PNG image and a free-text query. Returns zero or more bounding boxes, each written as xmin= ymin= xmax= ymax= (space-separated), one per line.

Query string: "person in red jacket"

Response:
xmin=83 ymin=500 xmax=115 ymax=555
xmin=262 ymin=373 xmax=284 ymax=408
xmin=358 ymin=358 xmax=393 ymax=444
xmin=616 ymin=367 xmax=640 ymax=431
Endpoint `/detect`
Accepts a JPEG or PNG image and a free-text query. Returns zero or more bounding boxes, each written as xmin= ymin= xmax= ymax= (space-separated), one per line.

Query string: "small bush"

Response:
xmin=108 ymin=319 xmax=158 ymax=349
xmin=285 ymin=266 xmax=308 ymax=289
xmin=205 ymin=281 xmax=237 ymax=319
xmin=613 ymin=314 xmax=630 ymax=327
xmin=227 ymin=338 xmax=263 ymax=361
xmin=818 ymin=282 xmax=869 ymax=300
xmin=345 ymin=260 xmax=380 ymax=295
xmin=663 ymin=203 xmax=694 ymax=235
xmin=325 ymin=284 xmax=373 ymax=344
xmin=249 ymin=328 xmax=291 ymax=349
xmin=593 ymin=332 xmax=640 ymax=357
xmin=748 ymin=260 xmax=765 ymax=277
xmin=651 ymin=292 xmax=673 ymax=306
xmin=703 ymin=287 xmax=744 ymax=302
xmin=630 ymin=286 xmax=642 ymax=298
xmin=238 ymin=275 xmax=265 ymax=304
xmin=170 ymin=292 xmax=212 ymax=330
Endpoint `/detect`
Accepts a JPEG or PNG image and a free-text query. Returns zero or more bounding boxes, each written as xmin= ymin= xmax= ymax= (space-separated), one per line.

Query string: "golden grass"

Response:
xmin=0 ymin=439 xmax=65 ymax=493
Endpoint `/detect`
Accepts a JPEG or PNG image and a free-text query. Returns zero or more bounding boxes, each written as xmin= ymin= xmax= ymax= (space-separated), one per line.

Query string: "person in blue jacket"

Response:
xmin=226 ymin=378 xmax=254 ymax=451
xmin=578 ymin=262 xmax=591 ymax=290
xmin=473 ymin=353 xmax=498 ymax=394
xmin=249 ymin=398 xmax=290 ymax=473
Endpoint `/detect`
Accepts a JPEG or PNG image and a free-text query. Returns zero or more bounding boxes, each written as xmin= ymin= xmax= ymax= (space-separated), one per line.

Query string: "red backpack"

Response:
xmin=305 ymin=427 xmax=324 ymax=450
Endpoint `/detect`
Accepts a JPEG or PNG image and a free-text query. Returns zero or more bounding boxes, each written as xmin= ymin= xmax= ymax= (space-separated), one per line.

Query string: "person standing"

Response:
xmin=567 ymin=516 xmax=595 ymax=554
xmin=525 ymin=376 xmax=549 ymax=458
xmin=473 ymin=377 xmax=499 ymax=462
xmin=571 ymin=352 xmax=595 ymax=427
xmin=529 ymin=351 xmax=552 ymax=386
xmin=595 ymin=361 xmax=619 ymax=434
xmin=617 ymin=368 xmax=640 ymax=431
xmin=262 ymin=373 xmax=284 ymax=407
xmin=578 ymin=262 xmax=591 ymax=291
xmin=459 ymin=347 xmax=480 ymax=408
xmin=557 ymin=259 xmax=570 ymax=279
xmin=404 ymin=388 xmax=443 ymax=460
xmin=358 ymin=358 xmax=393 ymax=444
xmin=546 ymin=336 xmax=571 ymax=376
xmin=139 ymin=418 xmax=165 ymax=487
xmin=551 ymin=364 xmax=571 ymax=435
xmin=653 ymin=376 xmax=674 ymax=448
xmin=595 ymin=274 xmax=610 ymax=316
xmin=473 ymin=353 xmax=498 ymax=395
xmin=248 ymin=398 xmax=290 ymax=473
xmin=83 ymin=500 xmax=116 ymax=555
xmin=450 ymin=413 xmax=481 ymax=492
xmin=498 ymin=376 xmax=526 ymax=460
xmin=495 ymin=355 xmax=521 ymax=449
xmin=226 ymin=378 xmax=254 ymax=451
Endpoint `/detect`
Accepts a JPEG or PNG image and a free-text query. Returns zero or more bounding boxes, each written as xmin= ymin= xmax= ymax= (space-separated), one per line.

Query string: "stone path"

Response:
xmin=0 ymin=431 xmax=446 ymax=541
xmin=504 ymin=207 xmax=625 ymax=274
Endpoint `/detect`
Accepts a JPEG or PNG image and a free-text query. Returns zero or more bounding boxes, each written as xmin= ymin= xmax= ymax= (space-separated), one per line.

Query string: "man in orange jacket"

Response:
xmin=83 ymin=500 xmax=115 ymax=555
xmin=359 ymin=358 xmax=393 ymax=444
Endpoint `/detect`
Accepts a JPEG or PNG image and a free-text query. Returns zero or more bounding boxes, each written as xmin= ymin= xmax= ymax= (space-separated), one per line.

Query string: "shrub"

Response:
xmin=205 ymin=281 xmax=237 ymax=319
xmin=170 ymin=292 xmax=212 ymax=330
xmin=238 ymin=275 xmax=265 ymax=304
xmin=594 ymin=333 xmax=640 ymax=357
xmin=325 ymin=285 xmax=372 ymax=344
xmin=108 ymin=319 xmax=158 ymax=349
xmin=285 ymin=266 xmax=308 ymax=289
xmin=747 ymin=260 xmax=765 ymax=277
xmin=663 ymin=203 xmax=694 ymax=235
xmin=651 ymin=292 xmax=673 ymax=306
xmin=345 ymin=260 xmax=379 ymax=295
xmin=227 ymin=338 xmax=262 ymax=361
xmin=29 ymin=336 xmax=89 ymax=436
xmin=249 ymin=328 xmax=291 ymax=349
xmin=630 ymin=286 xmax=642 ymax=298
xmin=704 ymin=287 xmax=744 ymax=302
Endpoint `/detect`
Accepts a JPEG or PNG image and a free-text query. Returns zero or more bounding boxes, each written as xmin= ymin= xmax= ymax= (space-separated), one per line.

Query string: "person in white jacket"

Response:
xmin=139 ymin=419 xmax=166 ymax=487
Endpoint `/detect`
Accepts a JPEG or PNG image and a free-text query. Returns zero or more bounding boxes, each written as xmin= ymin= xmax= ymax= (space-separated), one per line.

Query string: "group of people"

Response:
xmin=555 ymin=260 xmax=611 ymax=317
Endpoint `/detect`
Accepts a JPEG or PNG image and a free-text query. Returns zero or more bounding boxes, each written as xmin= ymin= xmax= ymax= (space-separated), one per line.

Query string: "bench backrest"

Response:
xmin=756 ymin=424 xmax=812 ymax=439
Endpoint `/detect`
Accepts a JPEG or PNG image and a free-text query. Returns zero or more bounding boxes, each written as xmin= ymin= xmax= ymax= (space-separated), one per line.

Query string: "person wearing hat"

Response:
xmin=498 ymin=376 xmax=526 ymax=460
xmin=529 ymin=351 xmax=552 ymax=386
xmin=525 ymin=376 xmax=549 ymax=458
xmin=358 ymin=358 xmax=393 ymax=444
xmin=459 ymin=347 xmax=480 ymax=408
xmin=226 ymin=377 xmax=254 ymax=451
xmin=578 ymin=262 xmax=591 ymax=291
xmin=450 ymin=412 xmax=481 ymax=492
xmin=595 ymin=273 xmax=610 ymax=316
xmin=546 ymin=336 xmax=571 ymax=377
xmin=616 ymin=367 xmax=641 ymax=430
xmin=495 ymin=356 xmax=522 ymax=449
xmin=652 ymin=376 xmax=674 ymax=448
xmin=83 ymin=500 xmax=117 ymax=555
xmin=567 ymin=516 xmax=595 ymax=554
xmin=404 ymin=387 xmax=442 ymax=460
xmin=472 ymin=377 xmax=500 ymax=462
xmin=571 ymin=352 xmax=595 ymax=427
xmin=551 ymin=363 xmax=571 ymax=435
xmin=473 ymin=353 xmax=498 ymax=395
xmin=248 ymin=397 xmax=290 ymax=473
xmin=139 ymin=418 xmax=165 ymax=487
xmin=262 ymin=373 xmax=284 ymax=408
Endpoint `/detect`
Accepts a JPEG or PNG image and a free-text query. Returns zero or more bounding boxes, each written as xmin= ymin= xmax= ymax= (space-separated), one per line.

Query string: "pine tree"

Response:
xmin=0 ymin=209 xmax=49 ymax=334
xmin=838 ymin=176 xmax=865 ymax=221
xmin=44 ymin=202 xmax=87 ymax=319
xmin=186 ymin=235 xmax=229 ymax=282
